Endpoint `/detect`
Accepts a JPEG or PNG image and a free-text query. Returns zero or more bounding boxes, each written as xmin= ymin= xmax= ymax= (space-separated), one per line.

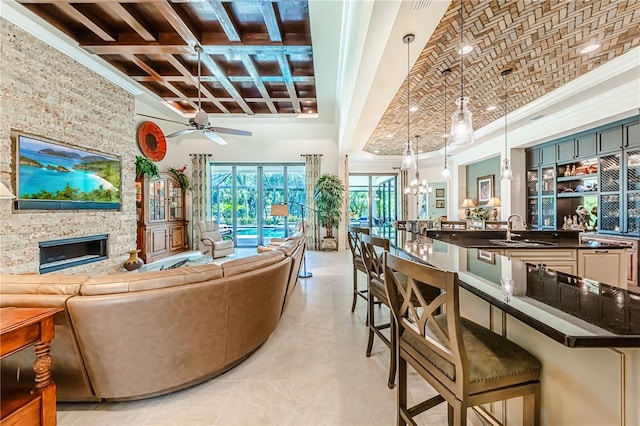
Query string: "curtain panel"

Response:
xmin=190 ymin=154 xmax=212 ymax=250
xmin=303 ymin=154 xmax=322 ymax=250
xmin=344 ymin=155 xmax=350 ymax=249
xmin=400 ymin=169 xmax=409 ymax=220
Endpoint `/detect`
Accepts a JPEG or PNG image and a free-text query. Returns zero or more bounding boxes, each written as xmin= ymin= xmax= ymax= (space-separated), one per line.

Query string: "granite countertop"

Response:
xmin=391 ymin=236 xmax=640 ymax=348
xmin=424 ymin=229 xmax=631 ymax=250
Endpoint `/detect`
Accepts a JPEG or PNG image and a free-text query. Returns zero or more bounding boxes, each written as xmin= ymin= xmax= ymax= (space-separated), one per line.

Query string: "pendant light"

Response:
xmin=500 ymin=68 xmax=513 ymax=180
xmin=400 ymin=34 xmax=416 ymax=171
xmin=448 ymin=1 xmax=476 ymax=148
xmin=441 ymin=68 xmax=452 ymax=180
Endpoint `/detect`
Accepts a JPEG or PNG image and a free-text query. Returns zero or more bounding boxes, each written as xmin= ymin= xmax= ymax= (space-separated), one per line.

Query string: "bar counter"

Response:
xmin=388 ymin=232 xmax=640 ymax=425
xmin=392 ymin=235 xmax=640 ymax=347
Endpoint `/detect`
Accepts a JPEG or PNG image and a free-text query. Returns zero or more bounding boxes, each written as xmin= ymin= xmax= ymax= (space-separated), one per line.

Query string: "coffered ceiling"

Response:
xmin=17 ymin=0 xmax=316 ymax=116
xmin=11 ymin=0 xmax=640 ymax=158
xmin=365 ymin=0 xmax=640 ymax=156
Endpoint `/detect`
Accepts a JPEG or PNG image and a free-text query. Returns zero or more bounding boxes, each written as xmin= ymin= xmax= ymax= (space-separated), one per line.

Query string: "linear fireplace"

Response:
xmin=39 ymin=234 xmax=108 ymax=274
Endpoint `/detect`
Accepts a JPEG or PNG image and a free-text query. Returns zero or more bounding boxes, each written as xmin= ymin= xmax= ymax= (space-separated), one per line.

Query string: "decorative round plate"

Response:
xmin=137 ymin=121 xmax=167 ymax=161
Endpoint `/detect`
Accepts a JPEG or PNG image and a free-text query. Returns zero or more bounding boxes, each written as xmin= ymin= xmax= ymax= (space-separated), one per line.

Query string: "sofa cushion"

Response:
xmin=0 ymin=274 xmax=88 ymax=295
xmin=275 ymin=239 xmax=302 ymax=257
xmin=221 ymin=251 xmax=285 ymax=277
xmin=81 ymin=264 xmax=223 ymax=295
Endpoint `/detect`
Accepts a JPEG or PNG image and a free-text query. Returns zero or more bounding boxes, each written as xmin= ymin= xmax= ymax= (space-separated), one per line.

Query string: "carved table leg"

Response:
xmin=33 ymin=340 xmax=53 ymax=390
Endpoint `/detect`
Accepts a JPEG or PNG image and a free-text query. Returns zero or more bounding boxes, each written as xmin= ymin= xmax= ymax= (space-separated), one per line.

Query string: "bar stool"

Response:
xmin=384 ymin=252 xmax=541 ymax=426
xmin=360 ymin=234 xmax=395 ymax=388
xmin=347 ymin=226 xmax=370 ymax=312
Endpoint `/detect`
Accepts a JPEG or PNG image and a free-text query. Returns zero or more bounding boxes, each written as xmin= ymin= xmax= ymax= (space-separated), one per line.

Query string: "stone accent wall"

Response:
xmin=0 ymin=19 xmax=136 ymax=274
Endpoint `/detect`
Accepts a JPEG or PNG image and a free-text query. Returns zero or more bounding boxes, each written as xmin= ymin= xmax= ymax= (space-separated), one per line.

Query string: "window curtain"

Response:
xmin=303 ymin=154 xmax=322 ymax=250
xmin=344 ymin=154 xmax=350 ymax=249
xmin=190 ymin=154 xmax=212 ymax=250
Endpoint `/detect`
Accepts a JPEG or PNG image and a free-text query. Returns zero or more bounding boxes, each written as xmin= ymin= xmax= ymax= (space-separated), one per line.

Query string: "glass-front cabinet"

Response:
xmin=136 ymin=172 xmax=188 ymax=263
xmin=525 ymin=116 xmax=639 ymax=236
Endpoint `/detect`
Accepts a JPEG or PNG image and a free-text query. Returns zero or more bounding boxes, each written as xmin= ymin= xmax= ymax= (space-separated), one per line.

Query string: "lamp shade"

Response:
xmin=485 ymin=197 xmax=501 ymax=207
xmin=448 ymin=97 xmax=476 ymax=148
xmin=460 ymin=198 xmax=476 ymax=208
xmin=0 ymin=181 xmax=16 ymax=199
xmin=270 ymin=204 xmax=289 ymax=217
xmin=400 ymin=143 xmax=416 ymax=171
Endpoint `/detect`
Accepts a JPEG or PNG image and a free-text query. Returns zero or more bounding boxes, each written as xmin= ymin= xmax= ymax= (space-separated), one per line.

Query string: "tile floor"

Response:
xmin=57 ymin=248 xmax=451 ymax=426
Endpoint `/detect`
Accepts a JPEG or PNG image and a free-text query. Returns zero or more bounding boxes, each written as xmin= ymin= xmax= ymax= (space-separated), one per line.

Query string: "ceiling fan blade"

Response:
xmin=136 ymin=113 xmax=188 ymax=126
xmin=210 ymin=126 xmax=252 ymax=136
xmin=166 ymin=128 xmax=196 ymax=138
xmin=202 ymin=130 xmax=228 ymax=145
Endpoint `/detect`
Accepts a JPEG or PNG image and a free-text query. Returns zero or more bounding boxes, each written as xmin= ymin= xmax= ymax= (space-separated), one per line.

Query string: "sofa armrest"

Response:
xmin=200 ymin=237 xmax=214 ymax=245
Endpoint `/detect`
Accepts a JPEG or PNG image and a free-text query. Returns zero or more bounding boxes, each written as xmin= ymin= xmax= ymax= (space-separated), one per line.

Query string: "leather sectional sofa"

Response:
xmin=0 ymin=236 xmax=306 ymax=402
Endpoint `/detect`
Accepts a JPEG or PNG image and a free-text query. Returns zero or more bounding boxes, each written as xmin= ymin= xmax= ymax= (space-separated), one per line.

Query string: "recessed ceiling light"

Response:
xmin=386 ymin=134 xmax=393 ymax=138
xmin=580 ymin=44 xmax=601 ymax=54
xmin=457 ymin=45 xmax=473 ymax=55
xmin=409 ymin=106 xmax=418 ymax=112
xmin=442 ymin=133 xmax=448 ymax=138
xmin=486 ymin=105 xmax=497 ymax=111
xmin=374 ymin=150 xmax=380 ymax=154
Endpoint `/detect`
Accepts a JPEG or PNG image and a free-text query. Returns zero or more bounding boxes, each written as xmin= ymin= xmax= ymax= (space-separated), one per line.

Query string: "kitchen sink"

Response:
xmin=489 ymin=239 xmax=558 ymax=247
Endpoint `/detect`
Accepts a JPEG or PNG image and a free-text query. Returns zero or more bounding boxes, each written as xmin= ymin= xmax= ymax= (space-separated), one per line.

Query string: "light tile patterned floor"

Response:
xmin=57 ymin=248 xmax=448 ymax=426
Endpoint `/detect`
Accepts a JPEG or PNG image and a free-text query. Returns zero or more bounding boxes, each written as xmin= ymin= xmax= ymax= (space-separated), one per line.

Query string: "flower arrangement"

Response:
xmin=168 ymin=165 xmax=190 ymax=190
xmin=469 ymin=206 xmax=489 ymax=220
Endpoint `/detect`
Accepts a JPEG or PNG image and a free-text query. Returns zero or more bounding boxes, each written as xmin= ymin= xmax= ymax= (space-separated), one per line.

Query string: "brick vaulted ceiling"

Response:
xmin=17 ymin=0 xmax=316 ymax=116
xmin=366 ymin=0 xmax=640 ymax=156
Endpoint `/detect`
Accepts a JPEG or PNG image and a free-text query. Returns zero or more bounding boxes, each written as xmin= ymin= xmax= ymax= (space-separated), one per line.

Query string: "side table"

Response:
xmin=1 ymin=307 xmax=62 ymax=426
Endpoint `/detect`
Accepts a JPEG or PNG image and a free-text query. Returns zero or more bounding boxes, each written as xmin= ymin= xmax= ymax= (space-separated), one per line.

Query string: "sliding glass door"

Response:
xmin=348 ymin=174 xmax=397 ymax=240
xmin=211 ymin=163 xmax=305 ymax=247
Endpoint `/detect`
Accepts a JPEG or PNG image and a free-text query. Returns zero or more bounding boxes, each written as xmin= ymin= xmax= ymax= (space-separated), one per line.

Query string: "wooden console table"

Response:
xmin=1 ymin=307 xmax=62 ymax=426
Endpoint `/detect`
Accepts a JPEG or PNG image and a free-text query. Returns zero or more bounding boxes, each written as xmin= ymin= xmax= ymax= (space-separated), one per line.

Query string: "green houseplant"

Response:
xmin=313 ymin=173 xmax=345 ymax=248
xmin=135 ymin=155 xmax=160 ymax=179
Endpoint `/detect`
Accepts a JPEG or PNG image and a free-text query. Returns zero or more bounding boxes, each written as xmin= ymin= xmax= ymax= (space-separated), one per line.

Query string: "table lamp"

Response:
xmin=460 ymin=198 xmax=476 ymax=219
xmin=485 ymin=197 xmax=501 ymax=221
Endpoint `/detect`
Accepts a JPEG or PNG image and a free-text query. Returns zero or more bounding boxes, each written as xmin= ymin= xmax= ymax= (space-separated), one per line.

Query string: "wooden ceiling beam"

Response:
xmin=155 ymin=1 xmax=201 ymax=47
xmin=126 ymin=53 xmax=199 ymax=111
xmin=202 ymin=0 xmax=240 ymax=42
xmin=133 ymin=75 xmax=315 ymax=84
xmin=84 ymin=44 xmax=312 ymax=55
xmin=54 ymin=2 xmax=115 ymax=41
xmin=240 ymin=56 xmax=278 ymax=113
xmin=164 ymin=54 xmax=230 ymax=113
xmin=259 ymin=1 xmax=282 ymax=43
xmin=100 ymin=2 xmax=156 ymax=42
xmin=199 ymin=53 xmax=255 ymax=115
xmin=276 ymin=54 xmax=300 ymax=114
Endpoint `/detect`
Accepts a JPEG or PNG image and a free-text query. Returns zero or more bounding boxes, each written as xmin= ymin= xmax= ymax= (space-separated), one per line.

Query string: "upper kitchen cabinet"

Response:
xmin=557 ymin=133 xmax=597 ymax=162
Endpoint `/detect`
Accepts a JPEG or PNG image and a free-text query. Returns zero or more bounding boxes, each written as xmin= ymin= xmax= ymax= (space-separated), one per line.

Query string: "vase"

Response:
xmin=124 ymin=249 xmax=144 ymax=271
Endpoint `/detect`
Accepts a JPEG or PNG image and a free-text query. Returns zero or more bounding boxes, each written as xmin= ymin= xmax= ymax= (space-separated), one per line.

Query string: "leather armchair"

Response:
xmin=198 ymin=221 xmax=234 ymax=258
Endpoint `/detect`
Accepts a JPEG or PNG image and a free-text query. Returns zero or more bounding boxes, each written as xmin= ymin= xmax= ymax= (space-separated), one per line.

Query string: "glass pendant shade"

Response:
xmin=448 ymin=97 xmax=475 ymax=147
xmin=400 ymin=143 xmax=416 ymax=170
xmin=441 ymin=163 xmax=451 ymax=180
xmin=500 ymin=158 xmax=513 ymax=180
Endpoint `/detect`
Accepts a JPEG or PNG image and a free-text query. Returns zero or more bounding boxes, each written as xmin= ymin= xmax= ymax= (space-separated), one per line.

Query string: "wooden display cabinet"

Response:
xmin=136 ymin=173 xmax=189 ymax=263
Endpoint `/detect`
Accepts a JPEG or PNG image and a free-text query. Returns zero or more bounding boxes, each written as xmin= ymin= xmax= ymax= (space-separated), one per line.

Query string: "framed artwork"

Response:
xmin=477 ymin=175 xmax=494 ymax=203
xmin=435 ymin=188 xmax=445 ymax=198
xmin=477 ymin=249 xmax=495 ymax=264
xmin=436 ymin=200 xmax=445 ymax=208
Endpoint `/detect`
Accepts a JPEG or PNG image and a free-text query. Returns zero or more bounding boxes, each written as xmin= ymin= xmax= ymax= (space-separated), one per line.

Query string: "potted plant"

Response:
xmin=135 ymin=155 xmax=160 ymax=179
xmin=168 ymin=165 xmax=190 ymax=190
xmin=313 ymin=173 xmax=345 ymax=250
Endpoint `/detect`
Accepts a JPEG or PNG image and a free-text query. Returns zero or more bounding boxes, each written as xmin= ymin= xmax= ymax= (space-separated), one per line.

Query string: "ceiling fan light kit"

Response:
xmin=448 ymin=0 xmax=476 ymax=148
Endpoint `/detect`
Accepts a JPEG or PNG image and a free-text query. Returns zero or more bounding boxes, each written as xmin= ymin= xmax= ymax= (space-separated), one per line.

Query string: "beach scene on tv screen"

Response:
xmin=18 ymin=136 xmax=121 ymax=203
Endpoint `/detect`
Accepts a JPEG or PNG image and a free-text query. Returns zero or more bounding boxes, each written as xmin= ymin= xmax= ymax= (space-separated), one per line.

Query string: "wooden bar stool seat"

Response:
xmin=347 ymin=226 xmax=370 ymax=312
xmin=384 ymin=253 xmax=542 ymax=426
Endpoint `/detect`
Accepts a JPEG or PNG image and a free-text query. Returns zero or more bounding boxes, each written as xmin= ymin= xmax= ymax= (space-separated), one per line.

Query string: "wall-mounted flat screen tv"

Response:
xmin=14 ymin=133 xmax=121 ymax=210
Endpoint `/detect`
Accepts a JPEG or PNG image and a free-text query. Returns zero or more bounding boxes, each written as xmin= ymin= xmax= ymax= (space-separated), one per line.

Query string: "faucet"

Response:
xmin=506 ymin=214 xmax=526 ymax=241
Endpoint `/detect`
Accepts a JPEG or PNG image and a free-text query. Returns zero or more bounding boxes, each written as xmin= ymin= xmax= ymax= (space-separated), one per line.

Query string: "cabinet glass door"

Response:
xmin=625 ymin=149 xmax=640 ymax=234
xmin=149 ymin=179 xmax=166 ymax=221
xmin=599 ymin=154 xmax=621 ymax=232
xmin=168 ymin=179 xmax=183 ymax=220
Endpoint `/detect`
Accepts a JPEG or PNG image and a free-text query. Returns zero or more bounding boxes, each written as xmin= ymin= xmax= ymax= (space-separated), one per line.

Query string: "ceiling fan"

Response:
xmin=137 ymin=46 xmax=252 ymax=145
